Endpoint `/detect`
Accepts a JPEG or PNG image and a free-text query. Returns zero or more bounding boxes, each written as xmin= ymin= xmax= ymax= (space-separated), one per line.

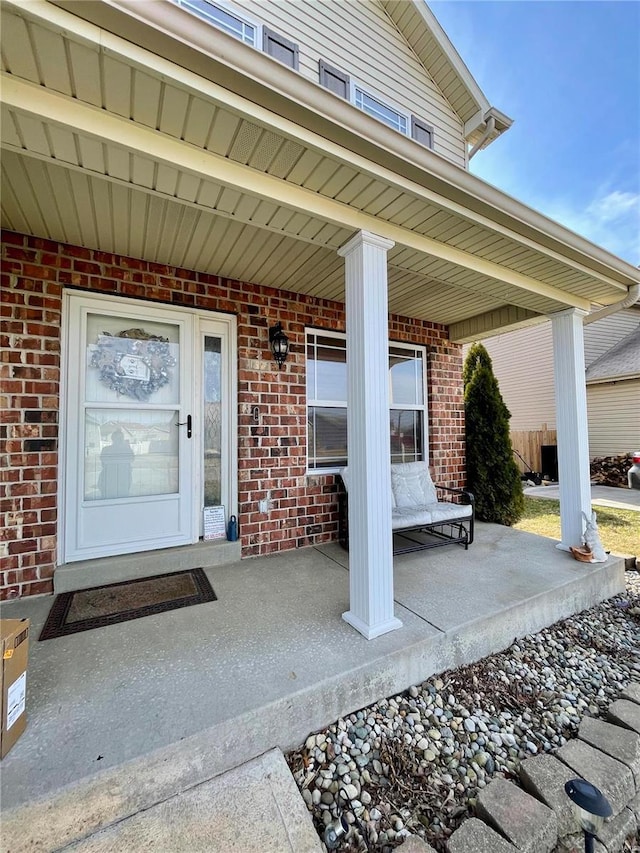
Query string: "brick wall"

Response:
xmin=1 ymin=230 xmax=465 ymax=599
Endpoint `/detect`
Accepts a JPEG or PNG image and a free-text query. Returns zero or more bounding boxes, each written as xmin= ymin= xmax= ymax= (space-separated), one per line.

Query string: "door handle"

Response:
xmin=177 ymin=414 xmax=192 ymax=438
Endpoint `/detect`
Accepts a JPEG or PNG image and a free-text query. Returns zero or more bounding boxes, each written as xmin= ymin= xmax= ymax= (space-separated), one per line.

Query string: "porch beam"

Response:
xmin=449 ymin=306 xmax=544 ymax=342
xmin=550 ymin=308 xmax=591 ymax=550
xmin=1 ymin=74 xmax=592 ymax=313
xmin=339 ymin=230 xmax=402 ymax=639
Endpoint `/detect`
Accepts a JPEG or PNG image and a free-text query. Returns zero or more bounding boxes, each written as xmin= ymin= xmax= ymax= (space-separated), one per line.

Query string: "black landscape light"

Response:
xmin=269 ymin=321 xmax=290 ymax=368
xmin=564 ymin=778 xmax=612 ymax=853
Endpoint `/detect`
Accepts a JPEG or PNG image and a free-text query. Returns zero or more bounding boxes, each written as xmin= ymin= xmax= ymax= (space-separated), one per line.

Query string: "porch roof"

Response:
xmin=1 ymin=0 xmax=638 ymax=342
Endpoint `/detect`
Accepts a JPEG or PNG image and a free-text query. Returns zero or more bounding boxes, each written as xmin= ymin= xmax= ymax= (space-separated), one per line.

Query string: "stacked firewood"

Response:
xmin=590 ymin=453 xmax=632 ymax=488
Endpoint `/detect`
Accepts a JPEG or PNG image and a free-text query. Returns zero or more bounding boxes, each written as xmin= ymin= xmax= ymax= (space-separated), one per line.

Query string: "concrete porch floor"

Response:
xmin=0 ymin=524 xmax=625 ymax=850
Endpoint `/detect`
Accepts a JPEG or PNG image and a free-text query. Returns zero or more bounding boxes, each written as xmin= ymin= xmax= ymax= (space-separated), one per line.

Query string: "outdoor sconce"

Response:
xmin=323 ymin=815 xmax=349 ymax=849
xmin=564 ymin=778 xmax=612 ymax=853
xmin=269 ymin=322 xmax=290 ymax=368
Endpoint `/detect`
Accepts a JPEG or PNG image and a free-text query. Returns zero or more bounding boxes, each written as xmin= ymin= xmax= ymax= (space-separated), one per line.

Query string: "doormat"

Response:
xmin=39 ymin=568 xmax=217 ymax=640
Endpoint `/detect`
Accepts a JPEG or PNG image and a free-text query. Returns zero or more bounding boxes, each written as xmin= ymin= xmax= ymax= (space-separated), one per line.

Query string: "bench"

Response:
xmin=338 ymin=461 xmax=474 ymax=554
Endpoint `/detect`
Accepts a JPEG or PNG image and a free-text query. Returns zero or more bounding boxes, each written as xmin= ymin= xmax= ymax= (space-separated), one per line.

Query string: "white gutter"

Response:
xmin=468 ymin=116 xmax=496 ymax=161
xmin=583 ymin=283 xmax=640 ymax=325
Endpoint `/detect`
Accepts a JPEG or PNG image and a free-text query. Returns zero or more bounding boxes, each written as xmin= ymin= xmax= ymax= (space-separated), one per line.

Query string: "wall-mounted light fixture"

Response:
xmin=269 ymin=322 xmax=290 ymax=368
xmin=564 ymin=778 xmax=612 ymax=853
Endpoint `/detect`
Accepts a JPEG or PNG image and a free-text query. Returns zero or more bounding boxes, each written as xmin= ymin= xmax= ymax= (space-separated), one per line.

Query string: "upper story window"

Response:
xmin=355 ymin=88 xmax=408 ymax=135
xmin=171 ymin=1 xmax=301 ymax=72
xmin=172 ymin=0 xmax=257 ymax=45
xmin=318 ymin=62 xmax=434 ymax=150
xmin=306 ymin=330 xmax=427 ymax=472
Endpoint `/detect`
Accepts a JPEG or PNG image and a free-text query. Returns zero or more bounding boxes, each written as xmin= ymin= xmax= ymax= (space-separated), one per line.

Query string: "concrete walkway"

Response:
xmin=524 ymin=483 xmax=640 ymax=512
xmin=0 ymin=524 xmax=626 ymax=852
xmin=58 ymin=749 xmax=323 ymax=852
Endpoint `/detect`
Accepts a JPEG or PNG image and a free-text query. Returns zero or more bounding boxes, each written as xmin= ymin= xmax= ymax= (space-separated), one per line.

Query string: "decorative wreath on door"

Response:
xmin=90 ymin=328 xmax=176 ymax=401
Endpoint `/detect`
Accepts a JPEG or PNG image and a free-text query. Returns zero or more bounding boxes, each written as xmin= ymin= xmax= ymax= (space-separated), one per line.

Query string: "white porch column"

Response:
xmin=550 ymin=308 xmax=591 ymax=550
xmin=338 ymin=230 xmax=402 ymax=639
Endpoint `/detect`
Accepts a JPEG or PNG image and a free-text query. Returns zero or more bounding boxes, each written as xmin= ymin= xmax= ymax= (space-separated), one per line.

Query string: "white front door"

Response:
xmin=63 ymin=294 xmax=197 ymax=562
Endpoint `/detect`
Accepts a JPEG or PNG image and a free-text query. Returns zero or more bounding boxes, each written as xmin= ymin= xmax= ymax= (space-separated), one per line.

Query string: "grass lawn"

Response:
xmin=515 ymin=496 xmax=639 ymax=557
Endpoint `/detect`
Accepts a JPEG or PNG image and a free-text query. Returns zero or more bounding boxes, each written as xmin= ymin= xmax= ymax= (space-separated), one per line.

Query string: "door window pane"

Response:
xmin=86 ymin=314 xmax=180 ymax=404
xmin=85 ymin=410 xmax=179 ymax=500
xmin=203 ymin=336 xmax=222 ymax=507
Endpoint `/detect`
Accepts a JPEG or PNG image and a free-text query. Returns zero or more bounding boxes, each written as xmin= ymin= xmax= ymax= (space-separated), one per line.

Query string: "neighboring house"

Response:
xmin=475 ymin=308 xmax=640 ymax=465
xmin=2 ymin=0 xmax=639 ymax=638
xmin=585 ymin=315 xmax=640 ymax=457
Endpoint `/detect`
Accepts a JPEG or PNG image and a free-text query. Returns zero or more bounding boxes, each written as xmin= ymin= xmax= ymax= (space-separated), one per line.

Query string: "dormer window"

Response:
xmin=354 ymin=88 xmax=408 ymax=135
xmin=172 ymin=0 xmax=257 ymax=46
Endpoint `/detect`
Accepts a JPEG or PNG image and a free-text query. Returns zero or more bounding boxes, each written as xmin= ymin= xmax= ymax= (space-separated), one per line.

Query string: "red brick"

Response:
xmin=2 ymin=230 xmax=465 ymax=597
xmin=0 ymin=586 xmax=21 ymax=601
xmin=40 ymin=253 xmax=72 ymax=269
xmin=1 ymin=230 xmax=25 ymax=245
xmin=8 ymin=538 xmax=37 ymax=554
xmin=21 ymin=580 xmax=53 ymax=596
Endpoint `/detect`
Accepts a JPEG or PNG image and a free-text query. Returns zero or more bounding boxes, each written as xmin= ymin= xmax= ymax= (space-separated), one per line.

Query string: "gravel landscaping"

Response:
xmin=287 ymin=571 xmax=640 ymax=852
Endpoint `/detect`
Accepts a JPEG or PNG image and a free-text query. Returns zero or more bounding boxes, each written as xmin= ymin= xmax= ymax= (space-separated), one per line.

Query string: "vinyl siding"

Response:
xmin=587 ymin=380 xmax=640 ymax=458
xmin=475 ymin=324 xmax=556 ymax=431
xmin=232 ymin=0 xmax=467 ymax=166
xmin=584 ymin=309 xmax=640 ymax=367
xmin=475 ymin=321 xmax=639 ymax=459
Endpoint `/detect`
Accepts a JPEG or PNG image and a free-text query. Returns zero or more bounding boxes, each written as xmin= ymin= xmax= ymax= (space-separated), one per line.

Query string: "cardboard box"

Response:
xmin=1 ymin=619 xmax=30 ymax=759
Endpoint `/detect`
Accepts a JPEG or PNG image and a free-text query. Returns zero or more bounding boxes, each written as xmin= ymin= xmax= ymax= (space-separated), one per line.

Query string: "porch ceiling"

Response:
xmin=1 ymin=0 xmax=638 ymax=341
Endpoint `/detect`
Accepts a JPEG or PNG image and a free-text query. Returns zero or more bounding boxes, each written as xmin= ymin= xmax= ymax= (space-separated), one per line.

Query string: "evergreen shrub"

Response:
xmin=463 ymin=342 xmax=524 ymax=525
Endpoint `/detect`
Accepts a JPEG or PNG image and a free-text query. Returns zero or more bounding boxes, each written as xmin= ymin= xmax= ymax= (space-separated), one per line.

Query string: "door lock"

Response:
xmin=177 ymin=414 xmax=192 ymax=438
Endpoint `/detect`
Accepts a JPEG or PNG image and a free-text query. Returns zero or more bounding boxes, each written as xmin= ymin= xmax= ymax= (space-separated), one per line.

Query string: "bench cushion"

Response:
xmin=391 ymin=502 xmax=472 ymax=530
xmin=391 ymin=462 xmax=437 ymax=507
xmin=338 ymin=462 xmax=474 ymax=553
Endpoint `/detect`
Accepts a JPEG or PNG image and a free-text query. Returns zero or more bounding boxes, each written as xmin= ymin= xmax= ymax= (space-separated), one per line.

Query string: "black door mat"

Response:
xmin=39 ymin=568 xmax=217 ymax=640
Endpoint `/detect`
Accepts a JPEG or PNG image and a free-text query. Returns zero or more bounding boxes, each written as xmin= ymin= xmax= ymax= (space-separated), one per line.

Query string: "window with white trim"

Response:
xmin=306 ymin=331 xmax=427 ymax=471
xmin=318 ymin=62 xmax=435 ymax=150
xmin=354 ymin=87 xmax=408 ymax=135
xmin=171 ymin=0 xmax=257 ymax=46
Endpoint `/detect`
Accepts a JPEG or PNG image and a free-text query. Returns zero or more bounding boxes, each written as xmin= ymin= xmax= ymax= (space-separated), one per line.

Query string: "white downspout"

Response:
xmin=468 ymin=116 xmax=496 ymax=161
xmin=583 ymin=283 xmax=640 ymax=325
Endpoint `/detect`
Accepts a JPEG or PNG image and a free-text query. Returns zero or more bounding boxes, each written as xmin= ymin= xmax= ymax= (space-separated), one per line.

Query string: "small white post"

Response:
xmin=550 ymin=308 xmax=591 ymax=550
xmin=338 ymin=230 xmax=402 ymax=639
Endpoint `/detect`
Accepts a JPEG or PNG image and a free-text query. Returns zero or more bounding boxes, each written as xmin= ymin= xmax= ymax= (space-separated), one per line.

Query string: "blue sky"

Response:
xmin=429 ymin=1 xmax=640 ymax=265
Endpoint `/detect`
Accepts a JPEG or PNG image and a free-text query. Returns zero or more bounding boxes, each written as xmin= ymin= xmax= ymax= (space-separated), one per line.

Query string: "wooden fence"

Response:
xmin=511 ymin=429 xmax=557 ymax=474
